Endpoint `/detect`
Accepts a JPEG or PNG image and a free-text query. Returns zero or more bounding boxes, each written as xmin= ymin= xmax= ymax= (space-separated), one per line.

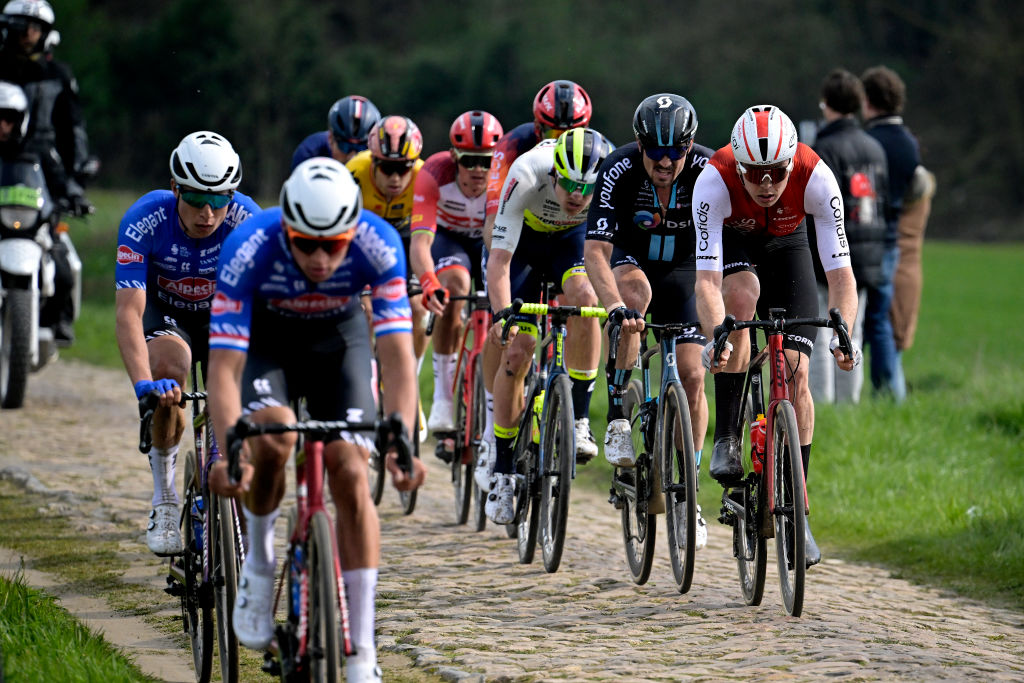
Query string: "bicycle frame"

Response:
xmin=452 ymin=292 xmax=491 ymax=464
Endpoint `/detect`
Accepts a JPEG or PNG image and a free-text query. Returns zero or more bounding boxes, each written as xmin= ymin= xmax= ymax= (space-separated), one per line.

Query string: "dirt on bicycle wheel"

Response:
xmin=1 ymin=359 xmax=1022 ymax=682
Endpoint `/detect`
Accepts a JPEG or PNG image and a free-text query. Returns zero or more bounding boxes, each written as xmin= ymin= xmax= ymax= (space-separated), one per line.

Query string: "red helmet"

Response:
xmin=449 ymin=110 xmax=503 ymax=151
xmin=367 ymin=115 xmax=423 ymax=161
xmin=532 ymin=80 xmax=592 ymax=130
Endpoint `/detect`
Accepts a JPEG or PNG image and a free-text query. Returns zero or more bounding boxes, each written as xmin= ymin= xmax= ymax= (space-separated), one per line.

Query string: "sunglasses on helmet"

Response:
xmin=454 ymin=151 xmax=493 ymax=170
xmin=179 ymin=189 xmax=234 ymax=210
xmin=556 ymin=175 xmax=595 ymax=196
xmin=737 ymin=160 xmax=793 ymax=185
xmin=374 ymin=159 xmax=415 ymax=176
xmin=642 ymin=145 xmax=688 ymax=162
xmin=332 ymin=135 xmax=367 ymax=155
xmin=285 ymin=225 xmax=353 ymax=255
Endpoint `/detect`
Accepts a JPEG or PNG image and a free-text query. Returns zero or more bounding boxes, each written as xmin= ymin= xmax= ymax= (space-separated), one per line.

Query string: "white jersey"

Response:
xmin=491 ymin=139 xmax=589 ymax=252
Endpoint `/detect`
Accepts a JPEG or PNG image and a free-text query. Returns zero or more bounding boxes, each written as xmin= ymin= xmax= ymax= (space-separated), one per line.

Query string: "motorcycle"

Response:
xmin=0 ymin=153 xmax=80 ymax=408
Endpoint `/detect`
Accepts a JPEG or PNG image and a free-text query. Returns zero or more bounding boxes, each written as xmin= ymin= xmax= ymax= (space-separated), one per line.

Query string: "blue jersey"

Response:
xmin=210 ymin=208 xmax=412 ymax=353
xmin=291 ymin=131 xmax=332 ymax=171
xmin=115 ymin=190 xmax=261 ymax=313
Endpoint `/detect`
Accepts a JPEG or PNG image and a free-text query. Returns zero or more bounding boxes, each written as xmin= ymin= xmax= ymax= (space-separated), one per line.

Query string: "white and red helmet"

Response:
xmin=449 ymin=110 xmax=503 ymax=151
xmin=731 ymin=105 xmax=797 ymax=166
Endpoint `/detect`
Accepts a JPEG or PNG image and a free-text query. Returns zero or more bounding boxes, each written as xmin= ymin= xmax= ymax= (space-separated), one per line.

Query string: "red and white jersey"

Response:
xmin=411 ymin=151 xmax=488 ymax=239
xmin=693 ymin=142 xmax=851 ymax=274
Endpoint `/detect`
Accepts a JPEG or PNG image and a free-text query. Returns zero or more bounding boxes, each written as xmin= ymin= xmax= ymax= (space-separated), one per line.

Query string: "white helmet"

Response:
xmin=0 ymin=80 xmax=29 ymax=141
xmin=731 ymin=105 xmax=798 ymax=166
xmin=169 ymin=131 xmax=242 ymax=192
xmin=3 ymin=0 xmax=54 ymax=27
xmin=280 ymin=157 xmax=362 ymax=238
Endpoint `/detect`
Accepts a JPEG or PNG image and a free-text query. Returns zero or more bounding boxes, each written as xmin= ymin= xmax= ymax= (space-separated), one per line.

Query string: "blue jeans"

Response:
xmin=864 ymin=245 xmax=906 ymax=401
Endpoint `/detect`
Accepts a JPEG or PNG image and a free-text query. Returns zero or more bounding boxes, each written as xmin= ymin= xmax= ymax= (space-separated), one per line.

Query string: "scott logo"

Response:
xmin=157 ymin=276 xmax=215 ymax=301
xmin=116 ymin=245 xmax=144 ymax=265
xmin=211 ymin=292 xmax=242 ymax=315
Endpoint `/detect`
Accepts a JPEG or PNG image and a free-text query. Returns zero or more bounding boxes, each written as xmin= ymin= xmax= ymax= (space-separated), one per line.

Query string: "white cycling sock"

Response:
xmin=343 ymin=567 xmax=378 ymax=667
xmin=149 ymin=445 xmax=179 ymax=507
xmin=243 ymin=507 xmax=279 ymax=575
xmin=432 ymin=352 xmax=457 ymax=404
xmin=484 ymin=389 xmax=495 ymax=445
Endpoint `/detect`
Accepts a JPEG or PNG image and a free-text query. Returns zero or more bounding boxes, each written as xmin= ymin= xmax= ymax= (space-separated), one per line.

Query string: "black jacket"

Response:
xmin=810 ymin=117 xmax=890 ymax=289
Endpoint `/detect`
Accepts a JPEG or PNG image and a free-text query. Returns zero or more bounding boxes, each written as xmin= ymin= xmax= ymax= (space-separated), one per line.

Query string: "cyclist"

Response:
xmin=584 ymin=93 xmax=712 ymax=546
xmin=483 ymin=80 xmax=592 ymax=246
xmin=206 ymin=157 xmax=423 ymax=682
xmin=410 ymin=110 xmax=503 ymax=448
xmin=692 ymin=105 xmax=860 ymax=567
xmin=291 ymin=94 xmax=381 ymax=170
xmin=114 ymin=131 xmax=259 ymax=556
xmin=484 ymin=127 xmax=611 ymax=524
xmin=0 ymin=0 xmax=97 ymax=346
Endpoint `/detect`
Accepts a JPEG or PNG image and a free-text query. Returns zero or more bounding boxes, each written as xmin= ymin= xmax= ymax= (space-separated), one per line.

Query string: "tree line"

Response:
xmin=53 ymin=0 xmax=1023 ymax=239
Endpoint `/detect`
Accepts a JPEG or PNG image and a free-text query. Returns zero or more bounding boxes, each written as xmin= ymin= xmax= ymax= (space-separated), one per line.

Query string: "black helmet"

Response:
xmin=632 ymin=93 xmax=698 ymax=149
xmin=328 ymin=95 xmax=381 ymax=145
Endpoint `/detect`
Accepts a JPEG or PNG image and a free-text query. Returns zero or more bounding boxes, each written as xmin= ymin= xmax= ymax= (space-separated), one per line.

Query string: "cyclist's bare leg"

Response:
xmin=677 ymin=342 xmax=709 ymax=453
xmin=243 ymin=405 xmax=298 ymax=516
xmin=561 ymin=274 xmax=600 ymax=372
xmin=434 ymin=267 xmax=470 ymax=354
xmin=326 ymin=441 xmax=379 ymax=569
xmin=492 ymin=332 xmax=534 ymax=429
xmin=721 ymin=270 xmax=759 ymax=371
xmin=411 ymin=293 xmax=429 ymax=360
xmin=785 ymin=349 xmax=813 ymax=445
xmin=147 ymin=335 xmax=190 ymax=449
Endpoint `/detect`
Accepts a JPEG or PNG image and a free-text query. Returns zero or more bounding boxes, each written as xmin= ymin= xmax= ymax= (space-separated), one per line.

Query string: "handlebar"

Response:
xmin=138 ymin=390 xmax=207 ymax=454
xmin=499 ymin=298 xmax=607 ymax=342
xmin=224 ymin=412 xmax=412 ymax=484
xmin=711 ymin=308 xmax=852 ymax=365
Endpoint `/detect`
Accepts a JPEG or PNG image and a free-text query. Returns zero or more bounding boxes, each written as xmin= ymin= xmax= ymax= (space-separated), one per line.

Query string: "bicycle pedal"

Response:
xmin=261 ymin=651 xmax=281 ymax=676
xmin=608 ymin=489 xmax=624 ymax=510
xmin=163 ymin=578 xmax=185 ymax=597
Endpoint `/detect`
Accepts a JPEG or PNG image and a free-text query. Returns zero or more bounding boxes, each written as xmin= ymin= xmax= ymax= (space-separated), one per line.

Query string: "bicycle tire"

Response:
xmin=369 ymin=367 xmax=386 ymax=506
xmin=470 ymin=364 xmax=488 ymax=532
xmin=398 ymin=399 xmax=421 ymax=515
xmin=180 ymin=478 xmax=214 ymax=682
xmin=513 ymin=379 xmax=542 ymax=563
xmin=451 ymin=359 xmax=473 ymax=524
xmin=213 ymin=494 xmax=241 ymax=683
xmin=540 ymin=374 xmax=574 ymax=573
xmin=309 ymin=511 xmax=341 ymax=682
xmin=735 ymin=381 xmax=767 ymax=606
xmin=773 ymin=399 xmax=806 ymax=616
xmin=621 ymin=379 xmax=655 ymax=585
xmin=661 ymin=382 xmax=697 ymax=594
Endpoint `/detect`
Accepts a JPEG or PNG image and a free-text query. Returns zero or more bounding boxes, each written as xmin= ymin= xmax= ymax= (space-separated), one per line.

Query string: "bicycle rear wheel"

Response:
xmin=309 ymin=511 xmax=341 ymax=681
xmin=539 ymin=374 xmax=574 ymax=573
xmin=470 ymin=366 xmax=488 ymax=532
xmin=180 ymin=469 xmax=214 ymax=682
xmin=773 ymin=400 xmax=806 ymax=616
xmin=213 ymin=494 xmax=241 ymax=683
xmin=513 ymin=380 xmax=541 ymax=563
xmin=661 ymin=382 xmax=697 ymax=594
xmin=621 ymin=379 xmax=656 ymax=585
xmin=451 ymin=359 xmax=473 ymax=525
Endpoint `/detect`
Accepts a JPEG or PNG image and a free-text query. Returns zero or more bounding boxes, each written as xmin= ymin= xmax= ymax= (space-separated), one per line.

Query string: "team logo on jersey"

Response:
xmin=117 ymin=245 xmax=144 ymax=265
xmin=157 ymin=276 xmax=215 ymax=301
xmin=211 ymin=291 xmax=242 ymax=315
xmin=633 ymin=210 xmax=661 ymax=230
xmin=372 ymin=277 xmax=407 ymax=302
xmin=271 ymin=293 xmax=350 ymax=313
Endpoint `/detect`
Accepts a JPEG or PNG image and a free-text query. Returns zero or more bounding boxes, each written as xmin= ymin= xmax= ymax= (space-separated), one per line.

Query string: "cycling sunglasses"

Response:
xmin=455 ymin=152 xmax=493 ymax=170
xmin=556 ymin=175 xmax=595 ymax=196
xmin=541 ymin=125 xmax=568 ymax=140
xmin=642 ymin=145 xmax=687 ymax=162
xmin=332 ymin=135 xmax=367 ymax=155
xmin=285 ymin=225 xmax=353 ymax=255
xmin=737 ymin=160 xmax=793 ymax=185
xmin=179 ymin=189 xmax=234 ymax=210
xmin=374 ymin=159 xmax=415 ymax=176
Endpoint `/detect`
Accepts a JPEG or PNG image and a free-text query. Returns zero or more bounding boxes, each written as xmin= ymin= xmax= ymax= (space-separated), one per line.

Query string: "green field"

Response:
xmin=62 ymin=191 xmax=1024 ymax=610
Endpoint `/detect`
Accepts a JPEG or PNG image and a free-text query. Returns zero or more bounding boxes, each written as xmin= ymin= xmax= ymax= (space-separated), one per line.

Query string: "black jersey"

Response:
xmin=586 ymin=140 xmax=713 ymax=268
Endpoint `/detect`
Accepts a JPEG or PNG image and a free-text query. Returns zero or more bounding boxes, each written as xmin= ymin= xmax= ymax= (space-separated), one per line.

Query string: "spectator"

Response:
xmin=861 ymin=65 xmax=922 ymax=401
xmin=808 ymin=69 xmax=889 ymax=403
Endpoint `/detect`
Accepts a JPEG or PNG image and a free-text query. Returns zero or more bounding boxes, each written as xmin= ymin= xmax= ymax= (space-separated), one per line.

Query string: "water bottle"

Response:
xmin=750 ymin=414 xmax=766 ymax=474
xmin=191 ymin=496 xmax=204 ymax=553
xmin=531 ymin=392 xmax=544 ymax=445
xmin=290 ymin=546 xmax=304 ymax=618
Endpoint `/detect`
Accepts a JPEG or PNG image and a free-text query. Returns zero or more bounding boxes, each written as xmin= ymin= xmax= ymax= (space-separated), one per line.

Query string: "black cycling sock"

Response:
xmin=494 ymin=434 xmax=515 ymax=474
xmin=801 ymin=443 xmax=812 ymax=481
xmin=605 ymin=365 xmax=631 ymax=422
xmin=713 ymin=372 xmax=745 ymax=441
xmin=569 ymin=372 xmax=596 ymax=420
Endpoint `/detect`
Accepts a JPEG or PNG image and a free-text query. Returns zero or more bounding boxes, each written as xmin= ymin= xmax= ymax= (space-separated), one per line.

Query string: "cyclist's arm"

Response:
xmin=583 ymin=240 xmax=621 ymax=312
xmin=692 ymin=166 xmax=731 ymax=342
xmin=207 ymin=347 xmax=246 ymax=471
xmin=485 ymin=247 xmax=513 ymax=316
xmin=375 ymin=332 xmax=417 ymax=439
xmin=805 ymin=161 xmax=859 ymax=339
xmin=408 ymin=230 xmax=435 ymax=283
xmin=114 ymin=288 xmax=151 ymax=387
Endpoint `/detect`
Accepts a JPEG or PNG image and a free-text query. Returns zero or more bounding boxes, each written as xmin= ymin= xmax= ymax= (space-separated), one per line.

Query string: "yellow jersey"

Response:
xmin=346 ymin=150 xmax=425 ymax=239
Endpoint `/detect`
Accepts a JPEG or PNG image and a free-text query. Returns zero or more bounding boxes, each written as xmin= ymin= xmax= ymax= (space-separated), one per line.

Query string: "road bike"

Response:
xmin=500 ymin=297 xmax=606 ymax=573
xmin=138 ymin=362 xmax=244 ymax=683
xmin=226 ymin=411 xmax=410 ymax=681
xmin=606 ymin=320 xmax=700 ymax=591
xmin=437 ymin=292 xmax=491 ymax=530
xmin=712 ymin=307 xmax=852 ymax=617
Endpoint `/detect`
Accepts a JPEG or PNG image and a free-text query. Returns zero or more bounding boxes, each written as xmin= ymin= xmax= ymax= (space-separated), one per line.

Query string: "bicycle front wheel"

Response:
xmin=661 ymin=382 xmax=697 ymax=594
xmin=452 ymin=359 xmax=473 ymax=525
xmin=398 ymin=400 xmax=420 ymax=515
xmin=309 ymin=511 xmax=341 ymax=682
xmin=470 ymin=364 xmax=488 ymax=532
xmin=773 ymin=399 xmax=806 ymax=616
xmin=539 ymin=374 xmax=574 ymax=573
xmin=621 ymin=379 xmax=656 ymax=585
xmin=181 ymin=476 xmax=213 ymax=682
xmin=513 ymin=380 xmax=542 ymax=562
xmin=213 ymin=494 xmax=241 ymax=683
